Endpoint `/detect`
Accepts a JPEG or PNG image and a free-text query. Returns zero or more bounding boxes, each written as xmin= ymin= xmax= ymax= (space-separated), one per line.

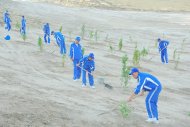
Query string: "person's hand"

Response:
xmin=139 ymin=90 xmax=145 ymax=96
xmin=90 ymin=71 xmax=94 ymax=76
xmin=86 ymin=71 xmax=93 ymax=76
xmin=139 ymin=92 xmax=144 ymax=96
xmin=127 ymin=93 xmax=136 ymax=102
xmin=76 ymin=63 xmax=80 ymax=67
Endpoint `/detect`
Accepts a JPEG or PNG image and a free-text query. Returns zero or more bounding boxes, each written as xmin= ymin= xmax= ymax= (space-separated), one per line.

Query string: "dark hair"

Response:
xmin=51 ymin=31 xmax=54 ymax=35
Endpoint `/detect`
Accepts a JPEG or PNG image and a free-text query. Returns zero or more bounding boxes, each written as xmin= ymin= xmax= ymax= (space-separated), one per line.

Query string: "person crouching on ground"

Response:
xmin=43 ymin=23 xmax=50 ymax=44
xmin=158 ymin=38 xmax=169 ymax=64
xmin=127 ymin=67 xmax=162 ymax=124
xmin=51 ymin=31 xmax=66 ymax=55
xmin=78 ymin=53 xmax=95 ymax=88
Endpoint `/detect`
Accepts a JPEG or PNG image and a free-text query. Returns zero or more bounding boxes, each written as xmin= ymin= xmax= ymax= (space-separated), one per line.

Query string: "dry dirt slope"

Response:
xmin=0 ymin=0 xmax=190 ymax=127
xmin=29 ymin=0 xmax=190 ymax=11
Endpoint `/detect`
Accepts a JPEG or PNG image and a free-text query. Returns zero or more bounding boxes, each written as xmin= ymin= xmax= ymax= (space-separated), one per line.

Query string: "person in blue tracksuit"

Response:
xmin=79 ymin=53 xmax=95 ymax=88
xmin=158 ymin=38 xmax=169 ymax=64
xmin=51 ymin=31 xmax=66 ymax=54
xmin=43 ymin=23 xmax=50 ymax=44
xmin=69 ymin=36 xmax=83 ymax=81
xmin=4 ymin=11 xmax=11 ymax=31
xmin=20 ymin=16 xmax=26 ymax=35
xmin=128 ymin=67 xmax=162 ymax=124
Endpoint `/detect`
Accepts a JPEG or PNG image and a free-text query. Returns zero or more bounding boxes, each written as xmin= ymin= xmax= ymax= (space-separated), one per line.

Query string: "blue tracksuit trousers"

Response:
xmin=21 ymin=27 xmax=26 ymax=35
xmin=73 ymin=59 xmax=81 ymax=80
xmin=82 ymin=69 xmax=94 ymax=86
xmin=44 ymin=34 xmax=50 ymax=44
xmin=145 ymin=86 xmax=162 ymax=120
xmin=5 ymin=22 xmax=11 ymax=31
xmin=161 ymin=49 xmax=168 ymax=63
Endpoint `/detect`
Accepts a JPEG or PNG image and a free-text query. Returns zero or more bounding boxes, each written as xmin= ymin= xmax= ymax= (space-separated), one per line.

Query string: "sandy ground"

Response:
xmin=19 ymin=0 xmax=190 ymax=12
xmin=0 ymin=0 xmax=190 ymax=126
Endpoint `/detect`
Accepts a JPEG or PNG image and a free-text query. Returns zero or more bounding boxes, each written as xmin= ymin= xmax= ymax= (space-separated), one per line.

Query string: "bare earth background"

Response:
xmin=0 ymin=0 xmax=190 ymax=126
xmin=20 ymin=0 xmax=190 ymax=11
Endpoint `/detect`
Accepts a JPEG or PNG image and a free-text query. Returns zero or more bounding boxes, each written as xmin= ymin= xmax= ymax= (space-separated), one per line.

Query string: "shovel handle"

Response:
xmin=77 ymin=65 xmax=93 ymax=76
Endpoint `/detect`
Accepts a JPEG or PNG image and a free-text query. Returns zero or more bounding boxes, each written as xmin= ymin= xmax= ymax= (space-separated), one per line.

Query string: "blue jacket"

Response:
xmin=159 ymin=40 xmax=169 ymax=52
xmin=54 ymin=32 xmax=66 ymax=54
xmin=5 ymin=15 xmax=11 ymax=24
xmin=54 ymin=32 xmax=64 ymax=45
xmin=4 ymin=12 xmax=8 ymax=23
xmin=21 ymin=18 xmax=26 ymax=29
xmin=134 ymin=72 xmax=162 ymax=95
xmin=43 ymin=24 xmax=50 ymax=35
xmin=80 ymin=56 xmax=95 ymax=71
xmin=69 ymin=42 xmax=82 ymax=60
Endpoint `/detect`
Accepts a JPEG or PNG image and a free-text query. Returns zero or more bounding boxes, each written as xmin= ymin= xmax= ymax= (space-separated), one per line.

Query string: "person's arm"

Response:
xmin=139 ymin=89 xmax=145 ymax=96
xmin=56 ymin=34 xmax=61 ymax=47
xmin=128 ymin=89 xmax=145 ymax=102
xmin=23 ymin=20 xmax=26 ymax=28
xmin=22 ymin=19 xmax=24 ymax=28
xmin=158 ymin=42 xmax=161 ymax=53
xmin=69 ymin=44 xmax=74 ymax=61
xmin=127 ymin=93 xmax=136 ymax=102
xmin=7 ymin=17 xmax=11 ymax=23
xmin=62 ymin=37 xmax=66 ymax=54
xmin=77 ymin=57 xmax=84 ymax=67
xmin=5 ymin=16 xmax=8 ymax=23
xmin=44 ymin=25 xmax=47 ymax=34
xmin=166 ymin=41 xmax=169 ymax=46
xmin=90 ymin=61 xmax=95 ymax=71
xmin=21 ymin=19 xmax=24 ymax=28
xmin=47 ymin=26 xmax=50 ymax=36
xmin=127 ymin=76 xmax=145 ymax=102
xmin=4 ymin=14 xmax=6 ymax=22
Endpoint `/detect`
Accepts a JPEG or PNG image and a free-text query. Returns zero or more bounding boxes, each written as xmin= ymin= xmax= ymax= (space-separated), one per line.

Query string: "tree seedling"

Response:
xmin=38 ymin=37 xmax=43 ymax=51
xmin=121 ymin=54 xmax=130 ymax=87
xmin=119 ymin=101 xmax=131 ymax=118
xmin=118 ymin=38 xmax=123 ymax=51
xmin=59 ymin=26 xmax=63 ymax=32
